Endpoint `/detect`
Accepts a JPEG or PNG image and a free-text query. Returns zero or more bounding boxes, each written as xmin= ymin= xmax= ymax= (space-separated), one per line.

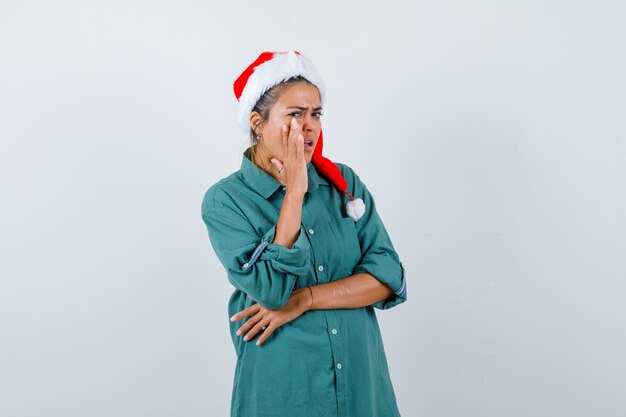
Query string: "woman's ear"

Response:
xmin=249 ymin=111 xmax=263 ymax=131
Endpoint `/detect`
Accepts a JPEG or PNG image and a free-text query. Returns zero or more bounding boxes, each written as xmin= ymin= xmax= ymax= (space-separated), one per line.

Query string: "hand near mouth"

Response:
xmin=270 ymin=117 xmax=308 ymax=197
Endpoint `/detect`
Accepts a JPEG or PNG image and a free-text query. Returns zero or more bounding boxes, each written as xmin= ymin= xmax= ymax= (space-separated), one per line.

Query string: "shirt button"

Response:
xmin=318 ymin=265 xmax=324 ymax=272
xmin=336 ymin=363 xmax=342 ymax=370
xmin=331 ymin=328 xmax=338 ymax=335
xmin=308 ymin=229 xmax=315 ymax=235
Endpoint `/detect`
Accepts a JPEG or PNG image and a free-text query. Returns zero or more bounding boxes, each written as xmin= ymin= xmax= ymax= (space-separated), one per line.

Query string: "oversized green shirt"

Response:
xmin=201 ymin=149 xmax=407 ymax=417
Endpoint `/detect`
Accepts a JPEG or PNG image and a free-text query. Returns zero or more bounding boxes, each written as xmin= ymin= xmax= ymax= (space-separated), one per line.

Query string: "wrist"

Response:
xmin=284 ymin=189 xmax=306 ymax=200
xmin=293 ymin=287 xmax=313 ymax=312
xmin=306 ymin=285 xmax=314 ymax=310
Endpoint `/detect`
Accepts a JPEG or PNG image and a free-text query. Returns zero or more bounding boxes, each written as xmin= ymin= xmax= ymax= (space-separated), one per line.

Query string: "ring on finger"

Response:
xmin=256 ymin=323 xmax=267 ymax=331
xmin=277 ymin=166 xmax=284 ymax=174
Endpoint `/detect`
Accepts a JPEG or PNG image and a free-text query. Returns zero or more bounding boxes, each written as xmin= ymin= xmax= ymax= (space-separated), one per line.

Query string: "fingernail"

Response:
xmin=256 ymin=340 xmax=261 ymax=346
xmin=243 ymin=336 xmax=248 ymax=341
xmin=282 ymin=125 xmax=288 ymax=132
xmin=236 ymin=329 xmax=241 ymax=335
xmin=230 ymin=315 xmax=236 ymax=321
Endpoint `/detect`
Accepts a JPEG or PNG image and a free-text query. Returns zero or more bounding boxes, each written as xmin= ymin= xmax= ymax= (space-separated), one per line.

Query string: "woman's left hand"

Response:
xmin=230 ymin=287 xmax=312 ymax=346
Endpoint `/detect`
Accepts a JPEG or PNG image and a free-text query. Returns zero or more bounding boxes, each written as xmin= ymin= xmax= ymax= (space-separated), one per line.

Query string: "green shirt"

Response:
xmin=201 ymin=149 xmax=407 ymax=417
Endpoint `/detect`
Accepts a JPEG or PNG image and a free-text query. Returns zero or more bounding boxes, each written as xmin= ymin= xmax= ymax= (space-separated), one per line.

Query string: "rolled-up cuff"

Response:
xmin=240 ymin=225 xmax=311 ymax=276
xmin=355 ymin=262 xmax=407 ymax=310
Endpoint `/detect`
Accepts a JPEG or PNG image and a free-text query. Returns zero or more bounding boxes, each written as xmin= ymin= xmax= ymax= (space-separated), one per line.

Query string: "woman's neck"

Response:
xmin=251 ymin=148 xmax=286 ymax=186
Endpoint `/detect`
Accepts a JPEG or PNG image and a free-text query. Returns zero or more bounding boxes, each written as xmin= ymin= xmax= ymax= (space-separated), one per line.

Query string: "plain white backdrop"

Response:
xmin=1 ymin=1 xmax=625 ymax=416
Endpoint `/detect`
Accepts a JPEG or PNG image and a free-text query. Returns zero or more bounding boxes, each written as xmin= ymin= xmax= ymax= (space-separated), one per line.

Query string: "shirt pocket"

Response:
xmin=329 ymin=216 xmax=362 ymax=275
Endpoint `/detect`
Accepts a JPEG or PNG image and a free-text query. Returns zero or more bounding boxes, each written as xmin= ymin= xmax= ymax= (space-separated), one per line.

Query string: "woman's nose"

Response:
xmin=301 ymin=113 xmax=315 ymax=131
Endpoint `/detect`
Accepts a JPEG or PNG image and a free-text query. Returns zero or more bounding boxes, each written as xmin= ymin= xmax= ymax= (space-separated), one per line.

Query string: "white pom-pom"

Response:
xmin=345 ymin=198 xmax=365 ymax=221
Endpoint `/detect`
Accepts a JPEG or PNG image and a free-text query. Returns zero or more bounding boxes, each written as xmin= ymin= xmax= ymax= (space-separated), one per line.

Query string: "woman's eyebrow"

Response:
xmin=285 ymin=106 xmax=323 ymax=111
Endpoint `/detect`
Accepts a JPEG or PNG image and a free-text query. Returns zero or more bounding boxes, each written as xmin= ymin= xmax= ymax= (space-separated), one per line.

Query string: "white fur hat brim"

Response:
xmin=235 ymin=51 xmax=326 ymax=133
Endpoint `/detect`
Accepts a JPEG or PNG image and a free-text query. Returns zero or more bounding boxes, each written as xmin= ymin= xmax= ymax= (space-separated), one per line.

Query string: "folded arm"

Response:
xmin=303 ymin=272 xmax=394 ymax=310
xmin=202 ymin=196 xmax=310 ymax=310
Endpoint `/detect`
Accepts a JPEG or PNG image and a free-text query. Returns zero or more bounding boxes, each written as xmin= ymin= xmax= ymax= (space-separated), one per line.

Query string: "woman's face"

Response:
xmin=251 ymin=81 xmax=323 ymax=165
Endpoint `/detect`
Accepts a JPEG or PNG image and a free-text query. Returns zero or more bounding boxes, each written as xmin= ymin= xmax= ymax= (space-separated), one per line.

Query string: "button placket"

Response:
xmin=321 ymin=308 xmax=347 ymax=416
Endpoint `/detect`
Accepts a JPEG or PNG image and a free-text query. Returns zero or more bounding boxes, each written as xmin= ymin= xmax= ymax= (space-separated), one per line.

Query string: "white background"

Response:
xmin=1 ymin=1 xmax=625 ymax=416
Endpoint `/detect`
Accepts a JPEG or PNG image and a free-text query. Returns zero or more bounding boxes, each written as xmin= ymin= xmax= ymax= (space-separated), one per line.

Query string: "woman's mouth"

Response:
xmin=304 ymin=139 xmax=315 ymax=152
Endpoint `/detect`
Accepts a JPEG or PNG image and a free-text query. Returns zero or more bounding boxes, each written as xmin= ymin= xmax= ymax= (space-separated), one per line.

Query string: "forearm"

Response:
xmin=304 ymin=273 xmax=394 ymax=310
xmin=272 ymin=191 xmax=304 ymax=248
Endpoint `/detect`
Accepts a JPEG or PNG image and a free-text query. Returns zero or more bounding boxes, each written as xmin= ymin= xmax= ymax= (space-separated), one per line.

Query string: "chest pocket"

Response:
xmin=329 ymin=217 xmax=363 ymax=276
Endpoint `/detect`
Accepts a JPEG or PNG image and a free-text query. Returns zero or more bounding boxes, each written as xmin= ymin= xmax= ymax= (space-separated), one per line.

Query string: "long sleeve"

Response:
xmin=201 ymin=198 xmax=312 ymax=310
xmin=339 ymin=164 xmax=408 ymax=310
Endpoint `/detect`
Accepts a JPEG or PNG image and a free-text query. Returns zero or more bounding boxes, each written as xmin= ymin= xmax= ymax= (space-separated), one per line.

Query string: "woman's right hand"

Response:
xmin=270 ymin=117 xmax=308 ymax=197
xmin=230 ymin=287 xmax=313 ymax=346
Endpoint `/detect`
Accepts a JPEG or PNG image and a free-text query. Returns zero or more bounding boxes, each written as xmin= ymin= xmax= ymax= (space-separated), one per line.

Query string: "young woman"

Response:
xmin=201 ymin=50 xmax=407 ymax=417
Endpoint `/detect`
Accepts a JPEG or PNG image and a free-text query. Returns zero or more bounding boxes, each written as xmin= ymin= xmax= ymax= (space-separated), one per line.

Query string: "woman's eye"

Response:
xmin=288 ymin=111 xmax=323 ymax=118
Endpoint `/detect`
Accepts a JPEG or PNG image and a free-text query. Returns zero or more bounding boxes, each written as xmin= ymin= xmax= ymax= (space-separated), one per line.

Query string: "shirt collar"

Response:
xmin=240 ymin=148 xmax=330 ymax=199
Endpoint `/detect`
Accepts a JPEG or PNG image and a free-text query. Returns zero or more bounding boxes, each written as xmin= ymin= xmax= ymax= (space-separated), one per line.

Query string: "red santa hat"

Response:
xmin=233 ymin=50 xmax=365 ymax=221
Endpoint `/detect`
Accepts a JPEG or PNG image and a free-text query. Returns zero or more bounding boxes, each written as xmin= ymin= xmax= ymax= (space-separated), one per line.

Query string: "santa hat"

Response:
xmin=233 ymin=50 xmax=365 ymax=221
